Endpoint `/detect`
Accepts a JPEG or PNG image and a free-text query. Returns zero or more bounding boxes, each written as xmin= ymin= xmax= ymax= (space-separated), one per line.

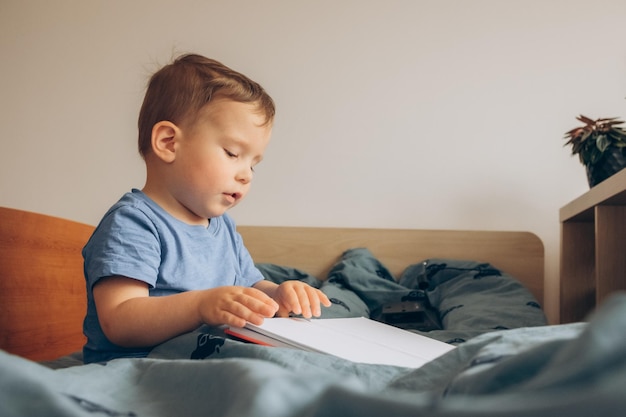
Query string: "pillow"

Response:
xmin=256 ymin=249 xmax=547 ymax=345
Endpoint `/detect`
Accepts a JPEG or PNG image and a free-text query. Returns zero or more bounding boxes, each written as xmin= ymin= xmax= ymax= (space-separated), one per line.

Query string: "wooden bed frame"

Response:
xmin=0 ymin=206 xmax=544 ymax=361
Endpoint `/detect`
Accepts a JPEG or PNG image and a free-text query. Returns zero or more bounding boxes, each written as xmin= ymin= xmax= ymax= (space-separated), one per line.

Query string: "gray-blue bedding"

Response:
xmin=3 ymin=249 xmax=624 ymax=416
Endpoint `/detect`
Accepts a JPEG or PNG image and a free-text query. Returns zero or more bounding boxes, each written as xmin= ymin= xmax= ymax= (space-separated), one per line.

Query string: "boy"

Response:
xmin=82 ymin=54 xmax=330 ymax=363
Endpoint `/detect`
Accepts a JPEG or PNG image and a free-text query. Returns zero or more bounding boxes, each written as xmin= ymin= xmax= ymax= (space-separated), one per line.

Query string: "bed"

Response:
xmin=1 ymin=206 xmax=625 ymax=417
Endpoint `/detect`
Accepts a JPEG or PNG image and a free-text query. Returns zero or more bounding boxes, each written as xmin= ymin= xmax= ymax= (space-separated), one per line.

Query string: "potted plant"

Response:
xmin=564 ymin=114 xmax=626 ymax=187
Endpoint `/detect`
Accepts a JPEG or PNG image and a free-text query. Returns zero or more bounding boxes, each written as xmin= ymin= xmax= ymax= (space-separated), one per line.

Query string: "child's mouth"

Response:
xmin=225 ymin=192 xmax=241 ymax=203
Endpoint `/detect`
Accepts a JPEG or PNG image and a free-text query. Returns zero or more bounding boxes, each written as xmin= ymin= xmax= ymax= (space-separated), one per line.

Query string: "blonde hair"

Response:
xmin=137 ymin=54 xmax=275 ymax=157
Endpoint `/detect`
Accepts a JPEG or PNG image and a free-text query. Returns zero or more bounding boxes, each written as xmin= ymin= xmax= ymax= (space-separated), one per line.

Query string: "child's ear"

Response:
xmin=150 ymin=121 xmax=180 ymax=163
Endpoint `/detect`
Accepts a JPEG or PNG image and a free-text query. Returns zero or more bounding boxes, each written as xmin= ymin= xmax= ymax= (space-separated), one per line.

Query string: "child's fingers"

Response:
xmin=238 ymin=287 xmax=279 ymax=316
xmin=318 ymin=290 xmax=332 ymax=307
xmin=290 ymin=285 xmax=324 ymax=318
xmin=269 ymin=282 xmax=333 ymax=318
xmin=300 ymin=286 xmax=333 ymax=317
xmin=241 ymin=286 xmax=279 ymax=306
xmin=275 ymin=305 xmax=290 ymax=318
xmin=206 ymin=287 xmax=278 ymax=326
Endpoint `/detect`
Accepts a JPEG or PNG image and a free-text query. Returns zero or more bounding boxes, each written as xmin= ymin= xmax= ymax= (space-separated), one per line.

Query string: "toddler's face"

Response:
xmin=168 ymin=99 xmax=272 ymax=224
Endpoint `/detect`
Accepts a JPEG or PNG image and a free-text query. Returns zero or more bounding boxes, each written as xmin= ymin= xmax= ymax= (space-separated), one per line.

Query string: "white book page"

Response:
xmin=244 ymin=317 xmax=455 ymax=368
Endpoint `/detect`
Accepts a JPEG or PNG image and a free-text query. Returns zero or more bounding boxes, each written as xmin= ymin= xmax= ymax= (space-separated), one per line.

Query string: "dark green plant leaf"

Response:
xmin=564 ymin=115 xmax=626 ymax=168
xmin=596 ymin=134 xmax=610 ymax=152
xmin=588 ymin=146 xmax=602 ymax=164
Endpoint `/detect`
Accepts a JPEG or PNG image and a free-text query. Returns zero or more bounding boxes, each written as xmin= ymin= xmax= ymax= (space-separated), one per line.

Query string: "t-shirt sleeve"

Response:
xmin=83 ymin=206 xmax=161 ymax=289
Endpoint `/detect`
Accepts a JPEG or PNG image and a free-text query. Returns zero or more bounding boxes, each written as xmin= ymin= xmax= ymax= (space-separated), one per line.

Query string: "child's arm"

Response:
xmin=93 ymin=276 xmax=279 ymax=348
xmin=253 ymin=280 xmax=332 ymax=318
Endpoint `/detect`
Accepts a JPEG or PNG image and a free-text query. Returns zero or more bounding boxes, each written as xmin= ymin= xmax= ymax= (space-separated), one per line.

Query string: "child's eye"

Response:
xmin=224 ymin=149 xmax=237 ymax=158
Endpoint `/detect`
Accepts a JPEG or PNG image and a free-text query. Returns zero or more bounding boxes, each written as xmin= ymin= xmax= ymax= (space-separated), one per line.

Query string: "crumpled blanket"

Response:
xmin=257 ymin=248 xmax=547 ymax=343
xmin=2 ymin=293 xmax=625 ymax=417
xmin=0 ymin=248 xmax=560 ymax=417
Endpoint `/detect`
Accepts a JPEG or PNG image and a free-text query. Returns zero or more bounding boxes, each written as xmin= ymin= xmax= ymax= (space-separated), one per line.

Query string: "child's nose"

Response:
xmin=236 ymin=166 xmax=252 ymax=184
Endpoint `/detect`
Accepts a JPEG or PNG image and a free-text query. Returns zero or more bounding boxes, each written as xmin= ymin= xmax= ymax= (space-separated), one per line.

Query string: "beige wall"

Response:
xmin=2 ymin=0 xmax=626 ymax=323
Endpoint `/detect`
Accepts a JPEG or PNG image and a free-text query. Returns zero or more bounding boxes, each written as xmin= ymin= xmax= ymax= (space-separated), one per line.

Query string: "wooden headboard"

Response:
xmin=0 ymin=207 xmax=94 ymax=361
xmin=238 ymin=226 xmax=544 ymax=302
xmin=0 ymin=207 xmax=544 ymax=361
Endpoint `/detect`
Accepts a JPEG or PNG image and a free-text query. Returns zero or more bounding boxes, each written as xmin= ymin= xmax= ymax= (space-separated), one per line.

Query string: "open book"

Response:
xmin=225 ymin=316 xmax=455 ymax=368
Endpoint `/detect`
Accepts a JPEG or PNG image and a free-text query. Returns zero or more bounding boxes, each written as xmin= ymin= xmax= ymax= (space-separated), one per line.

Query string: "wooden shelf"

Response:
xmin=559 ymin=168 xmax=626 ymax=323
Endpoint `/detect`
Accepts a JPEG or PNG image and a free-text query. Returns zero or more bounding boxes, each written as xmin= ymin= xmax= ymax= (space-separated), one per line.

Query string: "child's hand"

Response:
xmin=198 ymin=286 xmax=279 ymax=328
xmin=271 ymin=281 xmax=332 ymax=318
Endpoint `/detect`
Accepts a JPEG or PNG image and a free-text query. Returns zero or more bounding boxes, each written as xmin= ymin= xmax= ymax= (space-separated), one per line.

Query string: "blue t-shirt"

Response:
xmin=82 ymin=189 xmax=264 ymax=363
